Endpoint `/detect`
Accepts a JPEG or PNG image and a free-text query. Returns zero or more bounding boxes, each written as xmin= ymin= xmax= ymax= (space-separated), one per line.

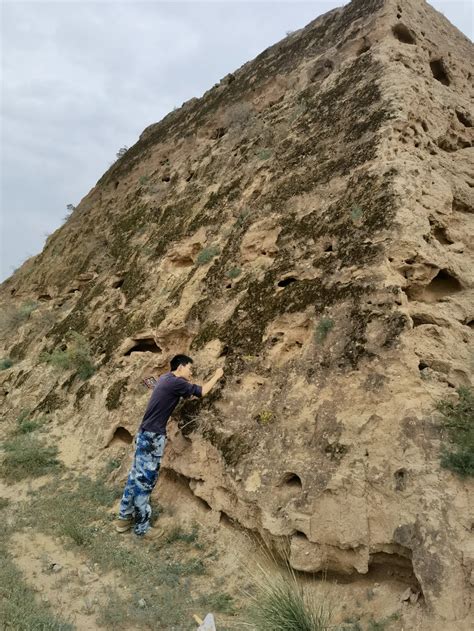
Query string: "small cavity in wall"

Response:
xmin=124 ymin=338 xmax=162 ymax=355
xmin=108 ymin=426 xmax=133 ymax=446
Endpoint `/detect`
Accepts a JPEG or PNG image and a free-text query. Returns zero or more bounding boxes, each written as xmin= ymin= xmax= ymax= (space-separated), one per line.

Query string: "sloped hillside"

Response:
xmin=1 ymin=0 xmax=473 ymax=628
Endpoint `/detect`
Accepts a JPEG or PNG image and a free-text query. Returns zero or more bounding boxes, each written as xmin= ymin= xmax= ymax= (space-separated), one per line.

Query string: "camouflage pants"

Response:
xmin=118 ymin=430 xmax=166 ymax=535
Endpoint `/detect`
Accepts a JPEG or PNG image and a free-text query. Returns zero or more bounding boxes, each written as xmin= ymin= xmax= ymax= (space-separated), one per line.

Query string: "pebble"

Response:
xmin=138 ymin=598 xmax=147 ymax=608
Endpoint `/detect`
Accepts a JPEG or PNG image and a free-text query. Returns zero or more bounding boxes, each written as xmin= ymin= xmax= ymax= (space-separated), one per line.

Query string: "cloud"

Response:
xmin=1 ymin=0 xmax=472 ymax=280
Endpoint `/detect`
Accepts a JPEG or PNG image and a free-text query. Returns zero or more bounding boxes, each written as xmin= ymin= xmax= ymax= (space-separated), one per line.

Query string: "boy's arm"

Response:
xmin=201 ymin=367 xmax=224 ymax=397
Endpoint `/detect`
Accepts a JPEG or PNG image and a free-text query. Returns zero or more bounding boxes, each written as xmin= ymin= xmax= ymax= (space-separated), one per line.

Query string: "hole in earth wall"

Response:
xmin=124 ymin=338 xmax=162 ymax=356
xmin=277 ymin=277 xmax=298 ymax=288
xmin=430 ymin=59 xmax=450 ymax=86
xmin=392 ymin=23 xmax=416 ymax=45
xmin=109 ymin=426 xmax=133 ymax=446
xmin=406 ymin=269 xmax=462 ymax=302
xmin=280 ymin=472 xmax=303 ymax=488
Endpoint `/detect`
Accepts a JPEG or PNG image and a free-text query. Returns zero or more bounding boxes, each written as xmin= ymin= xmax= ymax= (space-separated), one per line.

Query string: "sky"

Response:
xmin=1 ymin=1 xmax=473 ymax=282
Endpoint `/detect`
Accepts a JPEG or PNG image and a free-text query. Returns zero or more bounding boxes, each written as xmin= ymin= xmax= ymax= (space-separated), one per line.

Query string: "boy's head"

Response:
xmin=170 ymin=354 xmax=194 ymax=379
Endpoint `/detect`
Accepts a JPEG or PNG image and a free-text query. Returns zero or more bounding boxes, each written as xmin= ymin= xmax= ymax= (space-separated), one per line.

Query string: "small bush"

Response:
xmin=315 ymin=318 xmax=334 ymax=342
xmin=235 ymin=208 xmax=251 ymax=227
xmin=40 ymin=331 xmax=95 ymax=380
xmin=226 ymin=267 xmax=242 ymax=279
xmin=1 ymin=434 xmax=60 ymax=480
xmin=258 ymin=149 xmax=272 ymax=160
xmin=105 ymin=458 xmax=121 ymax=474
xmin=0 ymin=301 xmax=38 ymax=334
xmin=197 ymin=245 xmax=220 ymax=265
xmin=14 ymin=409 xmax=46 ymax=434
xmin=0 ymin=358 xmax=13 ymax=370
xmin=256 ymin=409 xmax=274 ymax=425
xmin=116 ymin=145 xmax=129 ymax=159
xmin=437 ymin=387 xmax=474 ymax=477
xmin=350 ymin=205 xmax=364 ymax=222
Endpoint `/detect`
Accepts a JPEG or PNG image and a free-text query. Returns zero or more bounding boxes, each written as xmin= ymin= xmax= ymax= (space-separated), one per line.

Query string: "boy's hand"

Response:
xmin=214 ymin=367 xmax=224 ymax=380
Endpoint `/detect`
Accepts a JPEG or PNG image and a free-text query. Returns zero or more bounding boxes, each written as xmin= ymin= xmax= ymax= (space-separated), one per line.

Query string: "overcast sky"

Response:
xmin=1 ymin=1 xmax=472 ymax=282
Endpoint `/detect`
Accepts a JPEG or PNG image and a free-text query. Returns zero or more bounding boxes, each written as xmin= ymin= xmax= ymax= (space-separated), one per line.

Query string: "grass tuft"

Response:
xmin=315 ymin=317 xmax=334 ymax=343
xmin=245 ymin=557 xmax=331 ymax=631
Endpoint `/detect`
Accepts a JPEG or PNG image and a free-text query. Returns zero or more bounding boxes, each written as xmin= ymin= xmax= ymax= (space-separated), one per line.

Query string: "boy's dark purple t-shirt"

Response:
xmin=139 ymin=372 xmax=202 ymax=435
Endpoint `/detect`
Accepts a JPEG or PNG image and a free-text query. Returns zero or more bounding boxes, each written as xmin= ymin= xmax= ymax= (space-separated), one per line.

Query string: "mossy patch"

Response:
xmin=106 ymin=377 xmax=129 ymax=410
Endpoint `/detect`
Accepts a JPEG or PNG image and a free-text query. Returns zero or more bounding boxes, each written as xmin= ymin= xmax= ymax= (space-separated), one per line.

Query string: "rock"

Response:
xmin=138 ymin=598 xmax=147 ymax=609
xmin=50 ymin=563 xmax=63 ymax=573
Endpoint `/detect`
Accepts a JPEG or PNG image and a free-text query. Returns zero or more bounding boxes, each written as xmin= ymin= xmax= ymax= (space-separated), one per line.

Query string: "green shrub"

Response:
xmin=40 ymin=331 xmax=95 ymax=380
xmin=197 ymin=245 xmax=220 ymax=265
xmin=437 ymin=387 xmax=474 ymax=477
xmin=350 ymin=205 xmax=364 ymax=222
xmin=256 ymin=409 xmax=274 ymax=425
xmin=258 ymin=149 xmax=272 ymax=160
xmin=0 ymin=301 xmax=38 ymax=334
xmin=0 ymin=358 xmax=13 ymax=370
xmin=315 ymin=318 xmax=334 ymax=342
xmin=1 ymin=434 xmax=60 ymax=480
xmin=14 ymin=409 xmax=45 ymax=434
xmin=226 ymin=267 xmax=242 ymax=279
xmin=105 ymin=458 xmax=121 ymax=474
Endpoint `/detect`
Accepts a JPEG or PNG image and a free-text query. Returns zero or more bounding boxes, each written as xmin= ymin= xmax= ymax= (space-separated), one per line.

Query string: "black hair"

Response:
xmin=170 ymin=354 xmax=193 ymax=371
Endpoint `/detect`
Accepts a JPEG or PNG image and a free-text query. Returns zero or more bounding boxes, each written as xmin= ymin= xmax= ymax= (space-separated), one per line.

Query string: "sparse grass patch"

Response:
xmin=437 ymin=387 xmax=474 ymax=477
xmin=367 ymin=613 xmax=400 ymax=630
xmin=198 ymin=591 xmax=235 ymax=614
xmin=165 ymin=523 xmax=200 ymax=545
xmin=0 ymin=498 xmax=10 ymax=510
xmin=315 ymin=317 xmax=334 ymax=342
xmin=40 ymin=331 xmax=95 ymax=380
xmin=0 ymin=357 xmax=13 ymax=370
xmin=0 ymin=543 xmax=73 ymax=630
xmin=1 ymin=434 xmax=60 ymax=480
xmin=17 ymin=476 xmax=213 ymax=629
xmin=197 ymin=245 xmax=220 ymax=265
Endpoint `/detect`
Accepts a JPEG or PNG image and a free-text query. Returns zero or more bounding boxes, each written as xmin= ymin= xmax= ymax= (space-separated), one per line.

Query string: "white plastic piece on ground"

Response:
xmin=197 ymin=613 xmax=216 ymax=631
